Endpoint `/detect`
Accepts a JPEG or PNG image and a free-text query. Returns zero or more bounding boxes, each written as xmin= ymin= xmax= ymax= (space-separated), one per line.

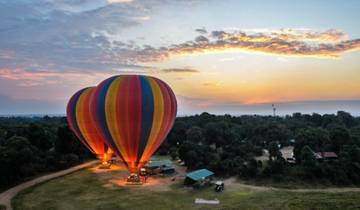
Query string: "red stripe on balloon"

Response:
xmin=148 ymin=78 xmax=175 ymax=156
xmin=132 ymin=76 xmax=142 ymax=164
xmin=83 ymin=89 xmax=104 ymax=154
xmin=90 ymin=81 xmax=105 ymax=149
xmin=124 ymin=75 xmax=142 ymax=164
xmin=116 ymin=76 xmax=129 ymax=162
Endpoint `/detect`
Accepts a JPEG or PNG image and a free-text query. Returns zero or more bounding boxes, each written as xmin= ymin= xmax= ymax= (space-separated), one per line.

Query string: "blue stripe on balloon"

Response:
xmin=136 ymin=76 xmax=154 ymax=163
xmin=96 ymin=76 xmax=126 ymax=163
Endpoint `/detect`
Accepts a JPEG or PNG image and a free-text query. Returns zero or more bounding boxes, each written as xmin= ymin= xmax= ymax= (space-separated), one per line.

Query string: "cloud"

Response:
xmin=194 ymin=35 xmax=209 ymax=43
xmin=108 ymin=0 xmax=133 ymax=4
xmin=0 ymin=68 xmax=115 ymax=88
xmin=202 ymin=81 xmax=221 ymax=87
xmin=195 ymin=28 xmax=207 ymax=34
xmin=1 ymin=0 xmax=360 ymax=81
xmin=0 ymin=0 xmax=207 ymax=74
xmin=0 ymin=0 xmax=156 ymax=72
xmin=140 ymin=28 xmax=360 ymax=60
xmin=0 ymin=94 xmax=68 ymax=115
xmin=160 ymin=68 xmax=199 ymax=73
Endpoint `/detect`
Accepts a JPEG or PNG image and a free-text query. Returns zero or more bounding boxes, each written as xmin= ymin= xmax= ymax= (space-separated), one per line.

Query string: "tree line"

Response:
xmin=1 ymin=111 xmax=360 ymax=190
xmin=158 ymin=111 xmax=360 ymax=186
xmin=0 ymin=116 xmax=91 ymax=190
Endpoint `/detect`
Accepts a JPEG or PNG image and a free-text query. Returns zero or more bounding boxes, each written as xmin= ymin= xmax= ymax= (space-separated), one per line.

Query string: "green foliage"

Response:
xmin=268 ymin=141 xmax=280 ymax=161
xmin=329 ymin=126 xmax=351 ymax=152
xmin=0 ymin=116 xmax=91 ymax=190
xmin=294 ymin=127 xmax=330 ymax=162
xmin=1 ymin=111 xmax=360 ymax=190
xmin=186 ymin=126 xmax=204 ymax=143
xmin=159 ymin=111 xmax=360 ymax=186
xmin=301 ymin=146 xmax=316 ymax=168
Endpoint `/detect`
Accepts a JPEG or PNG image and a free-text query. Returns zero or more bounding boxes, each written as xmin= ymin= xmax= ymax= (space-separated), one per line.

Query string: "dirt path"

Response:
xmin=224 ymin=177 xmax=360 ymax=193
xmin=0 ymin=160 xmax=98 ymax=210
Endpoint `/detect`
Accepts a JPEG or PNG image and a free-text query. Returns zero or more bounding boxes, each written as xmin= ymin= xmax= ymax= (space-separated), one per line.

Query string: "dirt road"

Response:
xmin=224 ymin=177 xmax=360 ymax=193
xmin=0 ymin=160 xmax=98 ymax=210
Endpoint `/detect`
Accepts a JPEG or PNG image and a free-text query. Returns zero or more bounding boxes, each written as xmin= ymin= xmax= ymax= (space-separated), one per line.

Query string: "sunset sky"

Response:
xmin=0 ymin=0 xmax=360 ymax=115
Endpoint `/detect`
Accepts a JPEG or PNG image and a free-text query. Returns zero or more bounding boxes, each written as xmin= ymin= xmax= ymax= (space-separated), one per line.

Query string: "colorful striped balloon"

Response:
xmin=66 ymin=87 xmax=113 ymax=164
xmin=90 ymin=75 xmax=177 ymax=173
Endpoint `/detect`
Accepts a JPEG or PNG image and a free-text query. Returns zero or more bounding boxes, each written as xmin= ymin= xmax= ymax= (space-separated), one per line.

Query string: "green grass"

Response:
xmin=0 ymin=204 xmax=6 ymax=210
xmin=13 ymin=169 xmax=360 ymax=210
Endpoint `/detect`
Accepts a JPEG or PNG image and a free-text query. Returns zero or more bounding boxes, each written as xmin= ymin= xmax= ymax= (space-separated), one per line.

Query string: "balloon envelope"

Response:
xmin=90 ymin=75 xmax=177 ymax=173
xmin=66 ymin=87 xmax=112 ymax=163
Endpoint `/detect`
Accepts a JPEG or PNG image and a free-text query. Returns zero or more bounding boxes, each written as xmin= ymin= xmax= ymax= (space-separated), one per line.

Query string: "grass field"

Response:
xmin=12 ymin=167 xmax=360 ymax=210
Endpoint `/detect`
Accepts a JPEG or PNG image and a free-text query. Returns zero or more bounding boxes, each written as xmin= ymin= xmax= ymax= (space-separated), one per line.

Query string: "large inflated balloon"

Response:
xmin=90 ymin=75 xmax=177 ymax=173
xmin=67 ymin=87 xmax=112 ymax=163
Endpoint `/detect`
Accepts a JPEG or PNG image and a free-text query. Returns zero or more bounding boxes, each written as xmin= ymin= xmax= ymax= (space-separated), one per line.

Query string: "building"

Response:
xmin=184 ymin=169 xmax=214 ymax=186
xmin=145 ymin=159 xmax=175 ymax=175
xmin=280 ymin=146 xmax=296 ymax=164
xmin=162 ymin=166 xmax=175 ymax=175
xmin=314 ymin=152 xmax=338 ymax=161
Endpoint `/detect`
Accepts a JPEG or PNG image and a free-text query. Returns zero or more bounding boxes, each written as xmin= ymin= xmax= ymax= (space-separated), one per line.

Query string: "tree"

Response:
xmin=27 ymin=123 xmax=52 ymax=151
xmin=300 ymin=146 xmax=316 ymax=168
xmin=350 ymin=125 xmax=360 ymax=146
xmin=178 ymin=141 xmax=197 ymax=162
xmin=329 ymin=126 xmax=351 ymax=153
xmin=241 ymin=159 xmax=259 ymax=178
xmin=0 ymin=136 xmax=40 ymax=188
xmin=337 ymin=111 xmax=355 ymax=128
xmin=268 ymin=141 xmax=280 ymax=161
xmin=294 ymin=128 xmax=330 ymax=162
xmin=310 ymin=113 xmax=322 ymax=126
xmin=186 ymin=126 xmax=204 ymax=143
xmin=0 ymin=128 xmax=6 ymax=146
xmin=184 ymin=150 xmax=198 ymax=170
xmin=55 ymin=125 xmax=88 ymax=157
xmin=166 ymin=120 xmax=187 ymax=146
xmin=204 ymin=121 xmax=235 ymax=148
xmin=169 ymin=147 xmax=178 ymax=160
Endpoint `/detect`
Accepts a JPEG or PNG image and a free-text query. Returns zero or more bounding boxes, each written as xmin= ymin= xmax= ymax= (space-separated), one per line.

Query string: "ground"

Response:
xmin=12 ymin=161 xmax=360 ymax=210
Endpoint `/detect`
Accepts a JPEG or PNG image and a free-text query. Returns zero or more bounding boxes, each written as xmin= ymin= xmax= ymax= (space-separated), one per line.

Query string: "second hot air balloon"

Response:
xmin=90 ymin=75 xmax=177 ymax=173
xmin=67 ymin=87 xmax=113 ymax=166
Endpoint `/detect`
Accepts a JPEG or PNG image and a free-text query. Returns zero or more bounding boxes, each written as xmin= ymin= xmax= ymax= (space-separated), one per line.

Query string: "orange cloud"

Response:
xmin=129 ymin=29 xmax=360 ymax=62
xmin=0 ymin=68 xmax=112 ymax=87
xmin=160 ymin=68 xmax=199 ymax=73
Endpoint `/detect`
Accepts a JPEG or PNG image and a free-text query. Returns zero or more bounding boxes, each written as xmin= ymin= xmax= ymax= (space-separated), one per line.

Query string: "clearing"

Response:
xmin=12 ymin=161 xmax=360 ymax=210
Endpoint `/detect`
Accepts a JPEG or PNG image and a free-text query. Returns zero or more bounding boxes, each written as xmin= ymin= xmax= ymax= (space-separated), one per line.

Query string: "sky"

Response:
xmin=0 ymin=0 xmax=360 ymax=116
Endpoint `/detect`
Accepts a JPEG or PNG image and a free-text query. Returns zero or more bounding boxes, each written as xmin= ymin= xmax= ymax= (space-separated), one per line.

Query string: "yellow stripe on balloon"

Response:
xmin=75 ymin=88 xmax=96 ymax=151
xmin=140 ymin=77 xmax=164 ymax=163
xmin=105 ymin=76 xmax=129 ymax=160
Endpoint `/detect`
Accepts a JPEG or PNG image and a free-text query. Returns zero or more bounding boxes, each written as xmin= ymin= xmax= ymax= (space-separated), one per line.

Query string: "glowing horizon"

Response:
xmin=0 ymin=0 xmax=360 ymax=115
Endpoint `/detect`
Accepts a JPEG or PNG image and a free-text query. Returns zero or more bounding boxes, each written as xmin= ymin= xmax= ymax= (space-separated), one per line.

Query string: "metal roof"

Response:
xmin=186 ymin=169 xmax=214 ymax=181
xmin=315 ymin=152 xmax=338 ymax=158
xmin=146 ymin=159 xmax=172 ymax=168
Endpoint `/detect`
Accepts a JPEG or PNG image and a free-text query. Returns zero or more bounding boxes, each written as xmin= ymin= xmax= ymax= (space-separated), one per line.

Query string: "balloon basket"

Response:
xmin=126 ymin=174 xmax=148 ymax=185
xmin=98 ymin=162 xmax=111 ymax=169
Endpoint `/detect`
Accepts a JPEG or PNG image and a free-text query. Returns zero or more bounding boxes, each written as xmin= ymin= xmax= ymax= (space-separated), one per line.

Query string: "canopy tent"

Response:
xmin=185 ymin=169 xmax=214 ymax=185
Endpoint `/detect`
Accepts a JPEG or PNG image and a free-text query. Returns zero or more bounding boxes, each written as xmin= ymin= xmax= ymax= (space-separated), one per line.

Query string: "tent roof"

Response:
xmin=186 ymin=169 xmax=214 ymax=181
xmin=146 ymin=159 xmax=172 ymax=168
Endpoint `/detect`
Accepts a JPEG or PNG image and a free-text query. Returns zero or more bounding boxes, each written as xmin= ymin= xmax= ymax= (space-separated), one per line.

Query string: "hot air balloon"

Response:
xmin=67 ymin=87 xmax=113 ymax=166
xmin=90 ymin=75 xmax=177 ymax=174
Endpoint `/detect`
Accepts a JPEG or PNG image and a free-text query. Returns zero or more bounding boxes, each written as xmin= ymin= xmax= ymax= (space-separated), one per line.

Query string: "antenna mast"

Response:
xmin=272 ymin=104 xmax=276 ymax=117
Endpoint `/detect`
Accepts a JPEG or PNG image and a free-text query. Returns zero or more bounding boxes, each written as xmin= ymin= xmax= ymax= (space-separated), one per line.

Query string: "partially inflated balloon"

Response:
xmin=67 ymin=87 xmax=113 ymax=164
xmin=90 ymin=75 xmax=177 ymax=173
